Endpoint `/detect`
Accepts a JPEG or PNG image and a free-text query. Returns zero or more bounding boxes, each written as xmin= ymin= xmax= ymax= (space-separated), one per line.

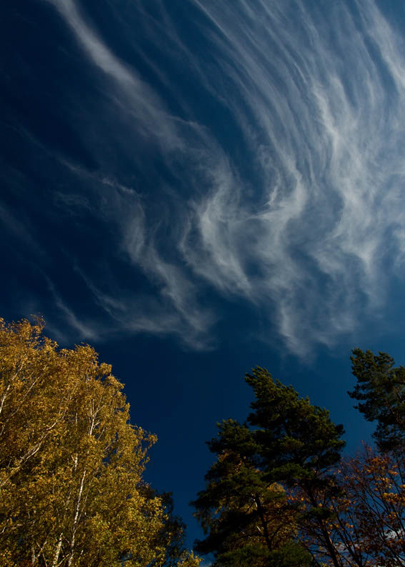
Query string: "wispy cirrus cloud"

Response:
xmin=38 ymin=0 xmax=404 ymax=355
xmin=43 ymin=0 xmax=180 ymax=148
xmin=180 ymin=0 xmax=405 ymax=353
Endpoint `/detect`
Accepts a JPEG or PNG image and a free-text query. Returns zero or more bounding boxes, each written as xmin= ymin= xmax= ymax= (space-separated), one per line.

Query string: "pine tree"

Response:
xmin=193 ymin=367 xmax=346 ymax=567
xmin=349 ymin=349 xmax=405 ymax=451
xmin=193 ymin=419 xmax=309 ymax=567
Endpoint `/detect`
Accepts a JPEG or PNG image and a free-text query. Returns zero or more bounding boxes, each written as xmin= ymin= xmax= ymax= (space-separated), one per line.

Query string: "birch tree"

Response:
xmin=0 ymin=318 xmax=196 ymax=567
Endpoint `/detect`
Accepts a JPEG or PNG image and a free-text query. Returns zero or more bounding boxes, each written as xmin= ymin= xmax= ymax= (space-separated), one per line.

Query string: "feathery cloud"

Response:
xmin=39 ymin=0 xmax=404 ymax=355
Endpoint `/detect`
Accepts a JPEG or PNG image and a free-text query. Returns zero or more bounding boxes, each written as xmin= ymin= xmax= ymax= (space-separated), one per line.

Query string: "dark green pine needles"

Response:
xmin=192 ymin=367 xmax=345 ymax=567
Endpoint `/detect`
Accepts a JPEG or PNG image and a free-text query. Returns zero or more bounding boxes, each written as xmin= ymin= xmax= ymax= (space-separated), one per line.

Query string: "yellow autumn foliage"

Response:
xmin=0 ymin=318 xmax=196 ymax=567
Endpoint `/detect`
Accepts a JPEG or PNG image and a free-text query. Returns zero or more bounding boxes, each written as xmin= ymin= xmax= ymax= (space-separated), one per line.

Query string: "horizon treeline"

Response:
xmin=0 ymin=318 xmax=404 ymax=566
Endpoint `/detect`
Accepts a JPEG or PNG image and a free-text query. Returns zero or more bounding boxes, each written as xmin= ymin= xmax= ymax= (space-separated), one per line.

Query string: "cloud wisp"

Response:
xmin=181 ymin=0 xmax=405 ymax=353
xmin=43 ymin=0 xmax=180 ymax=147
xmin=40 ymin=0 xmax=404 ymax=354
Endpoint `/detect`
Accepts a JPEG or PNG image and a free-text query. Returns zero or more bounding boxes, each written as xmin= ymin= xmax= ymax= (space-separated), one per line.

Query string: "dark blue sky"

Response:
xmin=1 ymin=0 xmax=404 ymax=548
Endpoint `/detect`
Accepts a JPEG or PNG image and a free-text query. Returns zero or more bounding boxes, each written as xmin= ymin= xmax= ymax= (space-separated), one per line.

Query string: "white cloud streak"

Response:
xmin=42 ymin=0 xmax=405 ymax=355
xmin=181 ymin=0 xmax=405 ymax=353
xmin=43 ymin=0 xmax=180 ymax=148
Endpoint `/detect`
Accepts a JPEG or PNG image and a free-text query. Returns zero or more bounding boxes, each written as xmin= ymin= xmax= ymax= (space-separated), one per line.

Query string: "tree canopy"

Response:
xmin=0 ymin=318 xmax=199 ymax=567
xmin=349 ymin=349 xmax=405 ymax=452
xmin=193 ymin=361 xmax=405 ymax=567
xmin=1 ymin=318 xmax=404 ymax=567
xmin=192 ymin=368 xmax=346 ymax=567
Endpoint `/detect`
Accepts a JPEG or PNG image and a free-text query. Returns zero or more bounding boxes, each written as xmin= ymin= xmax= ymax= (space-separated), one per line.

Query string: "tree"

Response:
xmin=192 ymin=418 xmax=309 ymax=567
xmin=338 ymin=447 xmax=405 ymax=566
xmin=246 ymin=369 xmax=346 ymax=567
xmin=192 ymin=367 xmax=346 ymax=567
xmin=0 ymin=317 xmax=198 ymax=567
xmin=245 ymin=368 xmax=345 ymax=486
xmin=296 ymin=445 xmax=405 ymax=567
xmin=349 ymin=349 xmax=405 ymax=452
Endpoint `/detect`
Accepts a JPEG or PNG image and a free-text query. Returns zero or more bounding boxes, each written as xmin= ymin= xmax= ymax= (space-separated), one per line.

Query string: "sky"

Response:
xmin=1 ymin=0 xmax=404 ymax=547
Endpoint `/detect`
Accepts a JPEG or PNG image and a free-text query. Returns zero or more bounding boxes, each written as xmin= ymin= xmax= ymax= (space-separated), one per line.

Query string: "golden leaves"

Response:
xmin=0 ymin=318 xmax=192 ymax=567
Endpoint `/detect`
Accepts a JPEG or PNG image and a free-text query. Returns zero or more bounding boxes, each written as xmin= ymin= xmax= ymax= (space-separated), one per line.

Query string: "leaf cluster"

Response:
xmin=0 ymin=318 xmax=196 ymax=567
